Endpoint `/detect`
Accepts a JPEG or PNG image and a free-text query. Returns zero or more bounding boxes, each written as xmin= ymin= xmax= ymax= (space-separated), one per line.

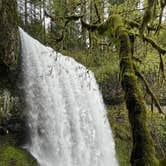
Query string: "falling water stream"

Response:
xmin=19 ymin=28 xmax=118 ymax=166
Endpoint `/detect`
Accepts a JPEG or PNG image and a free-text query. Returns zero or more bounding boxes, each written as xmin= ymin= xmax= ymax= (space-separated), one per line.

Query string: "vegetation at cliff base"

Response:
xmin=0 ymin=146 xmax=37 ymax=166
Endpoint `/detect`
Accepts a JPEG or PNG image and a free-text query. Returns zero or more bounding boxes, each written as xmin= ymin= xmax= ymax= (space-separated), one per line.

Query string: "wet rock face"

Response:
xmin=0 ymin=0 xmax=19 ymax=70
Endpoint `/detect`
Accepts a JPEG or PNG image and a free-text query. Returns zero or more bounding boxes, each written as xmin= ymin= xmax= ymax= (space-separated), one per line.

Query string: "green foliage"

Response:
xmin=91 ymin=60 xmax=123 ymax=105
xmin=109 ymin=0 xmax=125 ymax=5
xmin=27 ymin=20 xmax=45 ymax=43
xmin=147 ymin=112 xmax=166 ymax=158
xmin=0 ymin=146 xmax=37 ymax=166
xmin=107 ymin=104 xmax=132 ymax=166
xmin=107 ymin=105 xmax=166 ymax=166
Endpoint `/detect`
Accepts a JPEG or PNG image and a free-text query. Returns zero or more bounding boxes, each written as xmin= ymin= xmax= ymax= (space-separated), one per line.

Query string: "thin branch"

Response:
xmin=142 ymin=35 xmax=166 ymax=54
xmin=155 ymin=0 xmax=166 ymax=33
xmin=140 ymin=0 xmax=156 ymax=34
xmin=94 ymin=0 xmax=101 ymax=23
xmin=45 ymin=10 xmax=83 ymax=26
xmin=81 ymin=19 xmax=99 ymax=31
xmin=119 ymin=7 xmax=147 ymax=15
xmin=134 ymin=66 xmax=165 ymax=114
xmin=133 ymin=56 xmax=142 ymax=63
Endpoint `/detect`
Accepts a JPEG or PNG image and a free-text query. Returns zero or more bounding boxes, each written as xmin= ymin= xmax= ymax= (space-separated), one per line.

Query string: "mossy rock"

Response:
xmin=0 ymin=146 xmax=37 ymax=166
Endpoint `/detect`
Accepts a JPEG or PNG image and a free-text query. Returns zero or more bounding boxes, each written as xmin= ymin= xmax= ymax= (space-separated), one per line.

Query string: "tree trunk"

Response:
xmin=0 ymin=0 xmax=19 ymax=71
xmin=82 ymin=13 xmax=161 ymax=165
xmin=24 ymin=0 xmax=28 ymax=30
xmin=0 ymin=0 xmax=20 ymax=131
xmin=111 ymin=15 xmax=159 ymax=166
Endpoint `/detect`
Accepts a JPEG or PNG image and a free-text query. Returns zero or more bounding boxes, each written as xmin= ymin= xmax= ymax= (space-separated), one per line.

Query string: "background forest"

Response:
xmin=0 ymin=0 xmax=166 ymax=166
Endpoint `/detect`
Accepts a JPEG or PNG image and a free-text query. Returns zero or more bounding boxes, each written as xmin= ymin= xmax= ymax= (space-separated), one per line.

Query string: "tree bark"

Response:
xmin=0 ymin=0 xmax=19 ymax=71
xmin=0 ymin=0 xmax=21 ymax=133
xmin=110 ymin=15 xmax=159 ymax=166
xmin=81 ymin=13 xmax=161 ymax=165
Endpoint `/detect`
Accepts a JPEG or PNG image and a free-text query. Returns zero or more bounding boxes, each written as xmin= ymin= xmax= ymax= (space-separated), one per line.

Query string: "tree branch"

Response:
xmin=134 ymin=66 xmax=165 ymax=114
xmin=45 ymin=10 xmax=83 ymax=27
xmin=142 ymin=35 xmax=166 ymax=54
xmin=140 ymin=0 xmax=157 ymax=34
xmin=94 ymin=0 xmax=101 ymax=23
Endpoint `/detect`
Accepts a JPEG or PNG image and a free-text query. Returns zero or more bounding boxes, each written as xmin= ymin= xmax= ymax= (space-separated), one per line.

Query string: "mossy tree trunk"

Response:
xmin=0 ymin=0 xmax=19 ymax=71
xmin=56 ymin=11 xmax=162 ymax=165
xmin=83 ymin=14 xmax=160 ymax=166
xmin=111 ymin=15 xmax=159 ymax=166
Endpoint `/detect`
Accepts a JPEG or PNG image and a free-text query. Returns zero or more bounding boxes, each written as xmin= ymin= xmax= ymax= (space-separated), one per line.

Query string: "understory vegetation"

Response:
xmin=108 ymin=104 xmax=166 ymax=166
xmin=0 ymin=146 xmax=37 ymax=166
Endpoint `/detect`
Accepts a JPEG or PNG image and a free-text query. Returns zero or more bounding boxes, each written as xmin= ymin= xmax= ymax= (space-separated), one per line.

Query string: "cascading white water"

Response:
xmin=19 ymin=28 xmax=119 ymax=166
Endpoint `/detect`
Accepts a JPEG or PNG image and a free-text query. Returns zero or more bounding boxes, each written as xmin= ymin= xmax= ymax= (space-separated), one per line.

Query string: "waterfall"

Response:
xmin=19 ymin=28 xmax=119 ymax=166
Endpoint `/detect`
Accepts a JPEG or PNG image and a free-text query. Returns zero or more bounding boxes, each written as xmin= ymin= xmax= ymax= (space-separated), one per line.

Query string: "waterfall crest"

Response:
xmin=19 ymin=28 xmax=118 ymax=166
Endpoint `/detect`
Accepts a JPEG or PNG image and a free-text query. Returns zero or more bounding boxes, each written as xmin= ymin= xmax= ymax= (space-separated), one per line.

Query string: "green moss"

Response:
xmin=108 ymin=14 xmax=160 ymax=166
xmin=0 ymin=146 xmax=37 ymax=166
xmin=107 ymin=104 xmax=132 ymax=166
